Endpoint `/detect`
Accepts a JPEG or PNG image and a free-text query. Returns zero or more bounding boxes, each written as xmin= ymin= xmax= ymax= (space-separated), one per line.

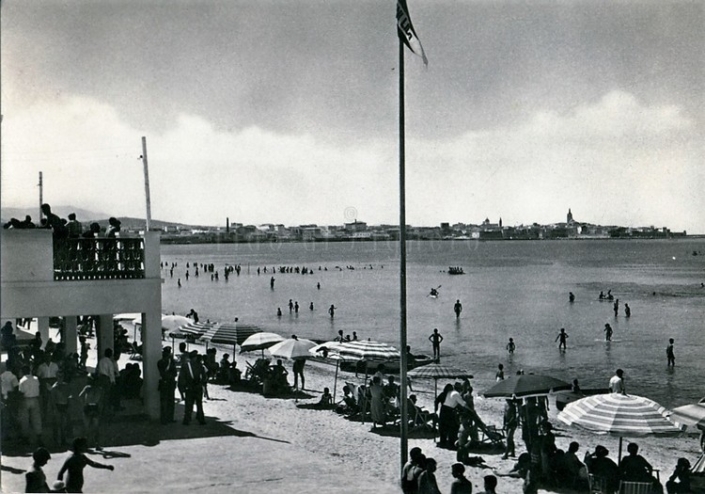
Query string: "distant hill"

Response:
xmin=1 ymin=206 xmax=202 ymax=230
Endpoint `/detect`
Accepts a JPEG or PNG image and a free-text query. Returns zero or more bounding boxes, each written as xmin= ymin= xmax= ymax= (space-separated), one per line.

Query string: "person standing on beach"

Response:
xmin=555 ymin=328 xmax=569 ymax=350
xmin=292 ymin=358 xmax=306 ymax=391
xmin=449 ymin=463 xmax=473 ymax=494
xmin=157 ymin=347 xmax=177 ymax=424
xmin=180 ymin=350 xmax=206 ymax=425
xmin=428 ymin=329 xmax=443 ymax=361
xmin=417 ymin=457 xmax=441 ymax=494
xmin=25 ymin=447 xmax=52 ymax=493
xmin=401 ymin=447 xmax=424 ymax=494
xmin=666 ymin=339 xmax=676 ymax=367
xmin=604 ymin=323 xmax=613 ymax=341
xmin=454 ymin=300 xmax=463 ymax=319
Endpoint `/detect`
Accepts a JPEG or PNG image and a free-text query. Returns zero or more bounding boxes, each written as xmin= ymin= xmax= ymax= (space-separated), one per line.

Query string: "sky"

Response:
xmin=1 ymin=1 xmax=703 ymax=232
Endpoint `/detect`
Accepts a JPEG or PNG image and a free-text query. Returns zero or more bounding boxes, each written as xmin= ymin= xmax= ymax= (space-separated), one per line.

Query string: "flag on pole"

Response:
xmin=397 ymin=0 xmax=428 ymax=65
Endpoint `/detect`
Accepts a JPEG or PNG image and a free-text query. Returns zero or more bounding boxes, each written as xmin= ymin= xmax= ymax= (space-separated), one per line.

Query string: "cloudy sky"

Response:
xmin=2 ymin=1 xmax=703 ymax=232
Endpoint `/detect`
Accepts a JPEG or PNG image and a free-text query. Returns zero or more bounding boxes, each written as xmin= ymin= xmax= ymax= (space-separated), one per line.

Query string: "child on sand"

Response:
xmin=57 ymin=437 xmax=114 ymax=493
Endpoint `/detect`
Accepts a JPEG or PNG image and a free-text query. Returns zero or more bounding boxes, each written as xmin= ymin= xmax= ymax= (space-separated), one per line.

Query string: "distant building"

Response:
xmin=567 ymin=209 xmax=574 ymax=224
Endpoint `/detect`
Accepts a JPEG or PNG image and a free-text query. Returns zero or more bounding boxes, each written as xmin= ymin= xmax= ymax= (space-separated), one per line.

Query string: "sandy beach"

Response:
xmin=2 ymin=336 xmax=702 ymax=493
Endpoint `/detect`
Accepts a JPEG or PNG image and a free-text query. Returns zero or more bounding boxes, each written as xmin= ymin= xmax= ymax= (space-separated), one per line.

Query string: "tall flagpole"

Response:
xmin=398 ymin=28 xmax=410 ymax=470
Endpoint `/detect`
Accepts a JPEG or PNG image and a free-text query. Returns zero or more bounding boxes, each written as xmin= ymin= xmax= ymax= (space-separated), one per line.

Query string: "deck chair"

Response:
xmin=409 ymin=405 xmax=435 ymax=432
xmin=588 ymin=474 xmax=610 ymax=494
xmin=478 ymin=424 xmax=505 ymax=447
xmin=618 ymin=481 xmax=654 ymax=494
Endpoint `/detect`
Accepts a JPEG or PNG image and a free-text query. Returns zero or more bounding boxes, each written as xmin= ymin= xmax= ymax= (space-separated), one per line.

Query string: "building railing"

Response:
xmin=53 ymin=238 xmax=145 ymax=281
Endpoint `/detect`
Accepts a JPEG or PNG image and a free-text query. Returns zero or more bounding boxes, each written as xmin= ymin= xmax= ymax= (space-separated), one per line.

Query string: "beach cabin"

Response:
xmin=0 ymin=229 xmax=163 ymax=419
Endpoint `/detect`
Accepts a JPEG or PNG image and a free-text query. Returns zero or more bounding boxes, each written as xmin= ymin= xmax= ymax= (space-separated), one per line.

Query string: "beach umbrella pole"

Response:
xmin=618 ymin=437 xmax=623 ymax=463
xmin=333 ymin=361 xmax=339 ymax=402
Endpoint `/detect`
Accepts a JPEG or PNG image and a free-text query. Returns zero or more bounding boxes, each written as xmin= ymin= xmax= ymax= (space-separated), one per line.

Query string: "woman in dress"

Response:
xmin=368 ymin=376 xmax=386 ymax=429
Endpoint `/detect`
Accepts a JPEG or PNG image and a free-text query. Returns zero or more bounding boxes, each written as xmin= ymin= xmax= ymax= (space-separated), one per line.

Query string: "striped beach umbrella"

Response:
xmin=201 ymin=322 xmax=261 ymax=352
xmin=161 ymin=315 xmax=191 ymax=332
xmin=338 ymin=339 xmax=400 ymax=361
xmin=178 ymin=321 xmax=215 ymax=337
xmin=557 ymin=393 xmax=686 ymax=461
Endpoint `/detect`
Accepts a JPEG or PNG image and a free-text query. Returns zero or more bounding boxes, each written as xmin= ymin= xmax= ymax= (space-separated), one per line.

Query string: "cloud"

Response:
xmin=2 ymin=91 xmax=702 ymax=232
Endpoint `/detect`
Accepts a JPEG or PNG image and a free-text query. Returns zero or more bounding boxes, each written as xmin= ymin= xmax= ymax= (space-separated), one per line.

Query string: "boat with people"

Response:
xmin=448 ymin=266 xmax=465 ymax=275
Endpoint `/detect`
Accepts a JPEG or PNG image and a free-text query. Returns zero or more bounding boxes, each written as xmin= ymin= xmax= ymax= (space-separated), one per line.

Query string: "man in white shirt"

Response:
xmin=609 ymin=369 xmax=626 ymax=394
xmin=36 ymin=354 xmax=60 ymax=419
xmin=18 ymin=365 xmax=43 ymax=445
xmin=97 ymin=348 xmax=122 ymax=413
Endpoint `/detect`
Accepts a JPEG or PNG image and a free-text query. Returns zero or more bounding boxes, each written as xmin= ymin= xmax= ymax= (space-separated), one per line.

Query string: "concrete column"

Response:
xmin=96 ymin=314 xmax=114 ymax=360
xmin=141 ymin=310 xmax=162 ymax=420
xmin=37 ymin=317 xmax=50 ymax=348
xmin=64 ymin=316 xmax=78 ymax=355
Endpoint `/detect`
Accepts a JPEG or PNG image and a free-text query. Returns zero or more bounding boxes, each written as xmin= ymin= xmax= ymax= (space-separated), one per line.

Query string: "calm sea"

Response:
xmin=160 ymin=238 xmax=705 ymax=408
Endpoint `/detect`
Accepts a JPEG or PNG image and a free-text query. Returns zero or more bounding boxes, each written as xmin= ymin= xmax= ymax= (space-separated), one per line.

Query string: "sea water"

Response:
xmin=160 ymin=238 xmax=705 ymax=408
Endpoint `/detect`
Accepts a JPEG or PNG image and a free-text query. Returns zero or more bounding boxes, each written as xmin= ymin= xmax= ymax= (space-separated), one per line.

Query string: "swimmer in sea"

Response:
xmin=506 ymin=338 xmax=515 ymax=354
xmin=569 ymin=292 xmax=575 ymax=303
xmin=604 ymin=323 xmax=613 ymax=341
xmin=555 ymin=328 xmax=569 ymax=351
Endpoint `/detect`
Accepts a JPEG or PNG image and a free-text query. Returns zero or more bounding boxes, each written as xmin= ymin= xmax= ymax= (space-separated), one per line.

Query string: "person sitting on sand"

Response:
xmin=270 ymin=359 xmax=289 ymax=392
xmin=335 ymin=385 xmax=358 ymax=416
xmin=315 ymin=387 xmax=333 ymax=409
xmin=666 ymin=458 xmax=692 ymax=494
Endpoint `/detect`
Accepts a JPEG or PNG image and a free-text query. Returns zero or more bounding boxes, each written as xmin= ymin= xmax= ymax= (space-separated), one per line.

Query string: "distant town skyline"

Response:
xmin=2 ymin=2 xmax=703 ymax=233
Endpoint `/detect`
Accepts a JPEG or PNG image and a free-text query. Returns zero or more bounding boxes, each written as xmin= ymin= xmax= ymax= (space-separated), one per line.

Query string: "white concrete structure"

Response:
xmin=1 ymin=229 xmax=162 ymax=419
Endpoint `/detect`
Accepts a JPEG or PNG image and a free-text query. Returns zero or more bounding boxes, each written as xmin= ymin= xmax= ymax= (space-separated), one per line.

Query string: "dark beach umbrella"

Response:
xmin=408 ymin=363 xmax=473 ymax=399
xmin=483 ymin=374 xmax=572 ymax=399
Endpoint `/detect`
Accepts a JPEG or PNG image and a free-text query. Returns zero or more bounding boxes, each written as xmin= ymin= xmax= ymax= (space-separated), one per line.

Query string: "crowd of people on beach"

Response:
xmin=1 ymin=319 xmax=142 ymax=453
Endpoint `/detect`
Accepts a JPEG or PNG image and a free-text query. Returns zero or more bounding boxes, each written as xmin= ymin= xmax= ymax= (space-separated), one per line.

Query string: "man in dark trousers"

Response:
xmin=180 ymin=350 xmax=206 ymax=425
xmin=157 ymin=347 xmax=177 ymax=424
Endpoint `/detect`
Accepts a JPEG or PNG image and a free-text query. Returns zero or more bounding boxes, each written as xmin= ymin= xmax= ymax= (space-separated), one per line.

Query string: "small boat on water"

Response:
xmin=448 ymin=267 xmax=465 ymax=275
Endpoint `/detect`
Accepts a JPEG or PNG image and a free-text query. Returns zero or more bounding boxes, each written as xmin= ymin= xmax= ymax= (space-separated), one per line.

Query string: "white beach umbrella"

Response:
xmin=668 ymin=400 xmax=705 ymax=429
xmin=268 ymin=336 xmax=316 ymax=360
xmin=161 ymin=315 xmax=191 ymax=332
xmin=557 ymin=393 xmax=686 ymax=461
